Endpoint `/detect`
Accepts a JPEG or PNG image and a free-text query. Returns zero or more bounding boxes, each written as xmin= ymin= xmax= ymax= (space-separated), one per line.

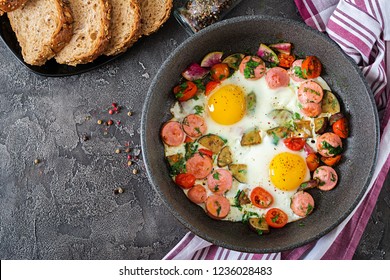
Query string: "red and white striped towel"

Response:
xmin=164 ymin=0 xmax=390 ymax=260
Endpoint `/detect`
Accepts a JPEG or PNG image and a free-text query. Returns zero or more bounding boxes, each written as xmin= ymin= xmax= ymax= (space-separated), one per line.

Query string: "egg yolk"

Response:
xmin=207 ymin=84 xmax=246 ymax=125
xmin=269 ymin=152 xmax=307 ymax=191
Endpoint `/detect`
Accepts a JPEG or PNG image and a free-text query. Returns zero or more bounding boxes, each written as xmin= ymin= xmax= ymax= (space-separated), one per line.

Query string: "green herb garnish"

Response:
xmin=194 ymin=105 xmax=204 ymax=115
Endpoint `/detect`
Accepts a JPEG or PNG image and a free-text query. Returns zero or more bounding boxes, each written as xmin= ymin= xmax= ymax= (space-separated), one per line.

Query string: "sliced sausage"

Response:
xmin=186 ymin=153 xmax=213 ymax=179
xmin=289 ymin=59 xmax=306 ymax=82
xmin=265 ymin=67 xmax=290 ymax=89
xmin=161 ymin=121 xmax=185 ymax=146
xmin=300 ymin=102 xmax=322 ymax=117
xmin=298 ymin=81 xmax=324 ymax=104
xmin=290 ymin=191 xmax=315 ymax=217
xmin=205 ymin=195 xmax=231 ymax=219
xmin=187 ymin=184 xmax=207 ymax=204
xmin=182 ymin=114 xmax=207 ymax=138
xmin=207 ymin=169 xmax=233 ymax=195
xmin=316 ymin=132 xmax=343 ymax=157
xmin=239 ymin=56 xmax=266 ymax=80
xmin=313 ymin=166 xmax=338 ymax=191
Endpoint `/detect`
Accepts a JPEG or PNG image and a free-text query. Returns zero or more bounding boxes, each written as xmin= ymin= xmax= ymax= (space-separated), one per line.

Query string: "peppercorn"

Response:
xmin=132 ymin=169 xmax=138 ymax=175
xmin=115 ymin=148 xmax=121 ymax=154
xmin=108 ymin=109 xmax=114 ymax=115
xmin=114 ymin=187 xmax=124 ymax=194
xmin=33 ymin=159 xmax=40 ymax=165
xmin=127 ymin=161 xmax=132 ymax=166
xmin=127 ymin=111 xmax=132 ymax=117
xmin=97 ymin=119 xmax=103 ymax=125
xmin=107 ymin=120 xmax=113 ymax=126
xmin=125 ymin=148 xmax=131 ymax=153
xmin=82 ymin=134 xmax=89 ymax=141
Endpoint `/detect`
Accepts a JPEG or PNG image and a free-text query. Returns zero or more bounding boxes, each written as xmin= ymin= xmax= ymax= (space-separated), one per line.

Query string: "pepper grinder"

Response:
xmin=174 ymin=0 xmax=243 ymax=34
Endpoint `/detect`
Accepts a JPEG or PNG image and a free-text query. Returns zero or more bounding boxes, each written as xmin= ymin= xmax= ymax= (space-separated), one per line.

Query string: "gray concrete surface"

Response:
xmin=0 ymin=0 xmax=388 ymax=260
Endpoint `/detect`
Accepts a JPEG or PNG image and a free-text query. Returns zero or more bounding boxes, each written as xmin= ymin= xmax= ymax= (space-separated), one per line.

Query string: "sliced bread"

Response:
xmin=104 ymin=0 xmax=141 ymax=56
xmin=55 ymin=0 xmax=111 ymax=66
xmin=7 ymin=0 xmax=73 ymax=66
xmin=0 ymin=0 xmax=30 ymax=13
xmin=140 ymin=0 xmax=172 ymax=36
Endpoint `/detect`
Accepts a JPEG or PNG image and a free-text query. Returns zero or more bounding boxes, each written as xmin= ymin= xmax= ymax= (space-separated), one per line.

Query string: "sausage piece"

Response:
xmin=182 ymin=114 xmax=207 ymax=138
xmin=239 ymin=56 xmax=266 ymax=80
xmin=186 ymin=153 xmax=213 ymax=179
xmin=265 ymin=67 xmax=290 ymax=89
xmin=300 ymin=102 xmax=322 ymax=117
xmin=205 ymin=195 xmax=231 ymax=219
xmin=187 ymin=184 xmax=207 ymax=204
xmin=207 ymin=169 xmax=233 ymax=195
xmin=316 ymin=132 xmax=343 ymax=157
xmin=313 ymin=166 xmax=338 ymax=191
xmin=289 ymin=59 xmax=306 ymax=82
xmin=161 ymin=121 xmax=185 ymax=146
xmin=290 ymin=191 xmax=315 ymax=217
xmin=298 ymin=81 xmax=324 ymax=104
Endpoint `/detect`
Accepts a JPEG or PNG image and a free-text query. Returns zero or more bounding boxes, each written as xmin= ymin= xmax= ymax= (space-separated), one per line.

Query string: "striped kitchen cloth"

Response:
xmin=164 ymin=0 xmax=390 ymax=260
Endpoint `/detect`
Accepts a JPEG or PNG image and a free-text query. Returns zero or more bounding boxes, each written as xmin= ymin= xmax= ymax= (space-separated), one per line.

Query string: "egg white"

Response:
xmin=166 ymin=69 xmax=332 ymax=223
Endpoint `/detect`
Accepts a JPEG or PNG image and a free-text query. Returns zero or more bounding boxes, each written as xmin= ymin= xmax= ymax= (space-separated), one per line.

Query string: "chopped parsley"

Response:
xmin=271 ymin=214 xmax=279 ymax=223
xmin=169 ymin=158 xmax=186 ymax=176
xmin=256 ymin=229 xmax=263 ymax=236
xmin=242 ymin=211 xmax=259 ymax=224
xmin=243 ymin=59 xmax=260 ymax=79
xmin=233 ymin=190 xmax=243 ymax=210
xmin=193 ymin=79 xmax=205 ymax=91
xmin=216 ymin=201 xmax=222 ymax=216
xmin=194 ymin=105 xmax=204 ymax=115
xmin=321 ymin=141 xmax=343 ymax=155
xmin=213 ymin=171 xmax=220 ymax=180
xmin=306 ymin=204 xmax=313 ymax=216
xmin=293 ymin=66 xmax=305 ymax=79
xmin=293 ymin=112 xmax=302 ymax=120
xmin=271 ymin=131 xmax=279 ymax=145
xmin=185 ymin=142 xmax=198 ymax=160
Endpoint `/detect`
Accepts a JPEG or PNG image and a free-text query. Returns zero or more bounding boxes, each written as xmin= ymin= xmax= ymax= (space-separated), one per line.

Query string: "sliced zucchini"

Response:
xmin=217 ymin=146 xmax=233 ymax=167
xmin=166 ymin=153 xmax=185 ymax=175
xmin=237 ymin=189 xmax=251 ymax=206
xmin=266 ymin=126 xmax=289 ymax=138
xmin=246 ymin=92 xmax=256 ymax=115
xmin=222 ymin=53 xmax=245 ymax=70
xmin=248 ymin=217 xmax=270 ymax=235
xmin=322 ymin=90 xmax=340 ymax=114
xmin=198 ymin=134 xmax=226 ymax=154
xmin=267 ymin=109 xmax=293 ymax=126
xmin=290 ymin=120 xmax=312 ymax=138
xmin=314 ymin=117 xmax=328 ymax=134
xmin=229 ymin=164 xmax=247 ymax=183
xmin=241 ymin=128 xmax=262 ymax=146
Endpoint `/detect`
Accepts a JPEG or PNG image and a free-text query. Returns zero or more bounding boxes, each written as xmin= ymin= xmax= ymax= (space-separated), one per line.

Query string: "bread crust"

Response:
xmin=7 ymin=0 xmax=74 ymax=66
xmin=104 ymin=0 xmax=141 ymax=56
xmin=140 ymin=0 xmax=172 ymax=36
xmin=51 ymin=0 xmax=73 ymax=53
xmin=0 ymin=0 xmax=29 ymax=13
xmin=55 ymin=0 xmax=111 ymax=66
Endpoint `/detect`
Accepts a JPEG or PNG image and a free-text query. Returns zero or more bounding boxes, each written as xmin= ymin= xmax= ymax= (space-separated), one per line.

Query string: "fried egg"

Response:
xmin=166 ymin=68 xmax=331 ymax=224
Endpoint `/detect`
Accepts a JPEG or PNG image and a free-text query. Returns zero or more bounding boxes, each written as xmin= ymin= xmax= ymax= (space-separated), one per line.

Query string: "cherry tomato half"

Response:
xmin=210 ymin=63 xmax=230 ymax=81
xmin=173 ymin=81 xmax=197 ymax=102
xmin=332 ymin=118 xmax=349 ymax=139
xmin=265 ymin=208 xmax=288 ymax=228
xmin=301 ymin=56 xmax=322 ymax=79
xmin=250 ymin=187 xmax=273 ymax=209
xmin=283 ymin=137 xmax=306 ymax=151
xmin=175 ymin=173 xmax=196 ymax=189
xmin=205 ymin=81 xmax=220 ymax=96
xmin=278 ymin=53 xmax=295 ymax=68
xmin=306 ymin=153 xmax=320 ymax=172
